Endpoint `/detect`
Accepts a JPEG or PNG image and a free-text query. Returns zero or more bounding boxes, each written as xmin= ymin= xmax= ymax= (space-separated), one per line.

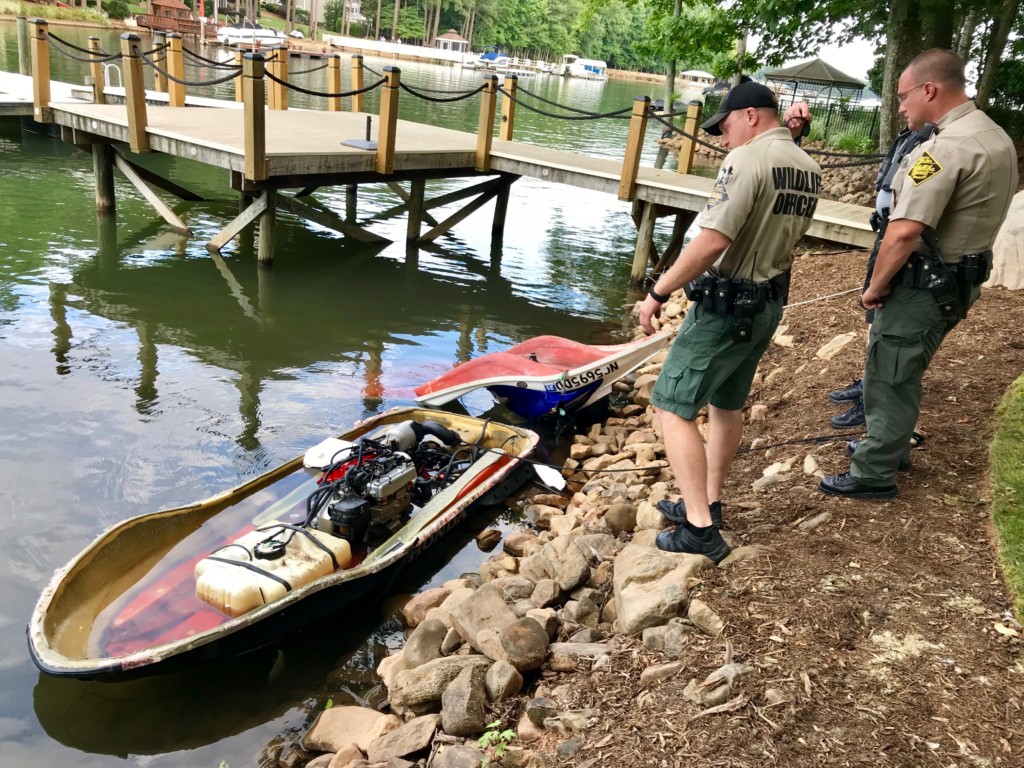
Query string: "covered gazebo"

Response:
xmin=435 ymin=29 xmax=470 ymax=53
xmin=763 ymin=57 xmax=865 ymax=109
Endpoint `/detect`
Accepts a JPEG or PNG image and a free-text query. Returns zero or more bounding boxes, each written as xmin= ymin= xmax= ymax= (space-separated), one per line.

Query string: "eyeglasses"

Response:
xmin=896 ymin=82 xmax=928 ymax=104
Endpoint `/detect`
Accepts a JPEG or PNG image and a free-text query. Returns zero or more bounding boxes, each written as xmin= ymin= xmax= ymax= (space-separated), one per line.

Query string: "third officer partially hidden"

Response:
xmin=820 ymin=48 xmax=1018 ymax=499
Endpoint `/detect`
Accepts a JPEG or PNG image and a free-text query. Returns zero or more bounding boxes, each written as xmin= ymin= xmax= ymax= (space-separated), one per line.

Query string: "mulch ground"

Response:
xmin=534 ymin=244 xmax=1024 ymax=767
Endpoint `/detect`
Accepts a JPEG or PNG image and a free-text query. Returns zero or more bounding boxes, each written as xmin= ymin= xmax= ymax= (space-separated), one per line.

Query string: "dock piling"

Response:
xmin=88 ymin=37 xmax=105 ymax=104
xmin=327 ymin=55 xmax=342 ymax=112
xmin=258 ymin=190 xmax=277 ymax=264
xmin=16 ymin=16 xmax=31 ymax=76
xmin=167 ymin=34 xmax=185 ymax=107
xmin=121 ymin=33 xmax=150 ymax=152
xmin=268 ymin=47 xmax=288 ymax=110
xmin=242 ymin=53 xmax=267 ymax=181
xmin=676 ymin=101 xmax=702 ymax=175
xmin=29 ymin=18 xmax=50 ymax=123
xmin=94 ymin=143 xmax=115 ymax=212
xmin=234 ymin=48 xmax=244 ymax=102
xmin=618 ymin=96 xmax=650 ymax=201
xmin=476 ymin=74 xmax=498 ymax=172
xmin=406 ymin=179 xmax=425 ymax=242
xmin=351 ymin=55 xmax=364 ymax=112
xmin=499 ymin=74 xmax=517 ymax=141
xmin=153 ymin=31 xmax=167 ymax=94
xmin=376 ymin=67 xmax=400 ymax=175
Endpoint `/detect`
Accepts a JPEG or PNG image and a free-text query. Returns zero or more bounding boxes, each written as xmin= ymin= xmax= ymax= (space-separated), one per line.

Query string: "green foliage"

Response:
xmin=324 ymin=0 xmax=344 ymax=32
xmin=828 ymin=130 xmax=876 ymax=154
xmin=638 ymin=0 xmax=742 ymax=78
xmin=0 ymin=0 xmax=108 ymax=23
xmin=477 ymin=719 xmax=515 ymax=766
xmin=105 ymin=0 xmax=131 ymax=20
xmin=990 ymin=374 xmax=1024 ymax=618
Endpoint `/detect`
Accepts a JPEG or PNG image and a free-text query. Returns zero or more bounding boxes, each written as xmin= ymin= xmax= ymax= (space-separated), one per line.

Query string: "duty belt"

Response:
xmin=891 ymin=250 xmax=993 ymax=289
xmin=685 ymin=271 xmax=791 ymax=343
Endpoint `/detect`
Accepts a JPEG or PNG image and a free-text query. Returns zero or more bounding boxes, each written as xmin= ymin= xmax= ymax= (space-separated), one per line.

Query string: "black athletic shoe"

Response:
xmin=819 ymin=471 xmax=897 ymax=499
xmin=655 ymin=520 xmax=731 ymax=563
xmin=656 ymin=499 xmax=724 ymax=528
xmin=830 ymin=399 xmax=866 ymax=428
xmin=828 ymin=378 xmax=863 ymax=404
xmin=847 ymin=440 xmax=912 ymax=470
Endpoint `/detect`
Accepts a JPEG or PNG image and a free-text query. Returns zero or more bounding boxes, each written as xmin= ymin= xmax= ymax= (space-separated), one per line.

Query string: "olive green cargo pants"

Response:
xmin=850 ymin=283 xmax=980 ymax=485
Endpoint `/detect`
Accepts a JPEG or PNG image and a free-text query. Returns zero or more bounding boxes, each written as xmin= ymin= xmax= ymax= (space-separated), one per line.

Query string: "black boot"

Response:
xmin=828 ymin=378 xmax=863 ymax=404
xmin=819 ymin=472 xmax=897 ymax=499
xmin=656 ymin=520 xmax=731 ymax=562
xmin=830 ymin=399 xmax=866 ymax=428
xmin=656 ymin=499 xmax=724 ymax=528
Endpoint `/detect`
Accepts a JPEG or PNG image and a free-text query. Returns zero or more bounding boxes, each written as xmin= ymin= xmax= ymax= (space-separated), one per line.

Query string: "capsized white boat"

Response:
xmin=415 ymin=332 xmax=673 ymax=420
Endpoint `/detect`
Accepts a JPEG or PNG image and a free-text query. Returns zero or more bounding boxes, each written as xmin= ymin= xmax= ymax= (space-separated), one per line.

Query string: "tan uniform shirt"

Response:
xmin=698 ymin=127 xmax=822 ymax=283
xmin=891 ymin=101 xmax=1018 ymax=262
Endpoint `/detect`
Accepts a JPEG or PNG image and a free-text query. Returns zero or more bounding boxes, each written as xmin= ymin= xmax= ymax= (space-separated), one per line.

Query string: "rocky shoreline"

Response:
xmin=657 ymin=132 xmax=880 ymax=208
xmin=276 ymin=293 xmax=814 ymax=768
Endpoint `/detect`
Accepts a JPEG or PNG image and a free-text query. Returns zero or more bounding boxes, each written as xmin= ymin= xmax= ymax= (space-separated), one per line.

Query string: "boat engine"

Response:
xmin=305 ymin=420 xmax=465 ymax=545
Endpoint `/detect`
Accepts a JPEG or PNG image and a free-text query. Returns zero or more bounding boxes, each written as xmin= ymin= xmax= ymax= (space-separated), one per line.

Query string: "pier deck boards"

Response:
xmin=45 ymin=101 xmax=875 ymax=248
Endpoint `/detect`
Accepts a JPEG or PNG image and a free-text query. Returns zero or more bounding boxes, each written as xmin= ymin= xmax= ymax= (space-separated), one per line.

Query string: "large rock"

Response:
xmin=485 ymin=659 xmax=524 ymax=701
xmin=431 ymin=744 xmax=487 ymax=768
xmin=613 ymin=542 xmax=713 ymax=635
xmin=366 ymin=714 xmax=440 ymax=763
xmin=441 ymin=664 xmax=489 ymax=737
xmin=547 ymin=642 xmax=610 ymax=672
xmin=401 ymin=586 xmax=452 ymax=628
xmin=302 ymin=705 xmax=388 ymax=753
xmin=388 ymin=656 xmax=493 ymax=708
xmin=538 ymin=535 xmax=591 ymax=591
xmin=448 ymin=583 xmax=518 ymax=651
xmin=404 ymin=617 xmax=448 ymax=669
xmin=477 ymin=617 xmax=549 ymax=671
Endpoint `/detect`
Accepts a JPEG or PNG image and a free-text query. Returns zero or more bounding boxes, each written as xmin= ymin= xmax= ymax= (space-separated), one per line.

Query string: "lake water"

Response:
xmin=0 ymin=22 xmax=710 ymax=767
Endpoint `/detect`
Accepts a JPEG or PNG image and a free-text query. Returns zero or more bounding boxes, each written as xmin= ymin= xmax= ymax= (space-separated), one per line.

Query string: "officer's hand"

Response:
xmin=783 ymin=102 xmax=812 ymax=140
xmin=638 ymin=295 xmax=662 ymax=335
xmin=861 ymin=284 xmax=890 ymax=309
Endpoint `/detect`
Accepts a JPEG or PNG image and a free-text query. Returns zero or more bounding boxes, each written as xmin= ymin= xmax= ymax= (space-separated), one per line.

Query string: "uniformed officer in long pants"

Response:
xmin=820 ymin=49 xmax=1018 ymax=498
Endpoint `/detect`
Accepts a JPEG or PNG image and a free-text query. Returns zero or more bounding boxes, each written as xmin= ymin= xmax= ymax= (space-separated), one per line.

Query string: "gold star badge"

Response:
xmin=907 ymin=151 xmax=943 ymax=185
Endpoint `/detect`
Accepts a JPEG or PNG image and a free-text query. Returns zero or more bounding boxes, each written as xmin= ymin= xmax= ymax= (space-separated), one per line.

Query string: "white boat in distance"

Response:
xmin=560 ymin=54 xmax=607 ymax=80
xmin=217 ymin=20 xmax=287 ymax=47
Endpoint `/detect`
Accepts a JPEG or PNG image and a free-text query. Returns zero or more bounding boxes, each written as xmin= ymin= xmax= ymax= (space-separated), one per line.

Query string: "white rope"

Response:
xmin=784 ymin=287 xmax=861 ymax=309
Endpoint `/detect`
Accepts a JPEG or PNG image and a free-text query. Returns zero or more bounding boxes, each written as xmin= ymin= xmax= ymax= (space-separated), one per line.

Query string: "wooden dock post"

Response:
xmin=152 ymin=31 xmax=167 ymax=94
xmin=407 ymin=179 xmax=425 ymax=242
xmin=88 ymin=37 xmax=105 ymax=104
xmin=499 ymin=74 xmax=517 ymax=141
xmin=618 ymin=96 xmax=650 ymax=201
xmin=258 ymin=190 xmax=277 ymax=264
xmin=29 ymin=19 xmax=50 ymax=123
xmin=476 ymin=74 xmax=498 ymax=172
xmin=327 ymin=54 xmax=342 ymax=112
xmin=234 ymin=48 xmax=244 ymax=102
xmin=376 ymin=67 xmax=400 ymax=175
xmin=94 ymin=143 xmax=115 ymax=212
xmin=167 ymin=33 xmax=185 ymax=107
xmin=16 ymin=16 xmax=31 ymax=76
xmin=268 ymin=47 xmax=288 ymax=110
xmin=492 ymin=175 xmax=514 ymax=240
xmin=242 ymin=52 xmax=267 ymax=181
xmin=631 ymin=202 xmax=657 ymax=284
xmin=676 ymin=100 xmax=702 ymax=175
xmin=351 ymin=55 xmax=365 ymax=112
xmin=121 ymin=33 xmax=150 ymax=152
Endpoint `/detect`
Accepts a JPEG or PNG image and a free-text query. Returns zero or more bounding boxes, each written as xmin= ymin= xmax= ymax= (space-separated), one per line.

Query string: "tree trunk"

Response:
xmin=954 ymin=10 xmax=978 ymax=61
xmin=285 ymin=0 xmax=293 ymax=33
xmin=925 ymin=0 xmax=955 ymax=49
xmin=392 ymin=0 xmax=400 ymax=40
xmin=976 ymin=0 xmax=1021 ymax=109
xmin=880 ymin=0 xmax=921 ymax=147
xmin=431 ymin=0 xmax=441 ymax=45
xmin=731 ymin=32 xmax=746 ymax=86
xmin=375 ymin=0 xmax=381 ymax=37
xmin=424 ymin=1 xmax=432 ymax=44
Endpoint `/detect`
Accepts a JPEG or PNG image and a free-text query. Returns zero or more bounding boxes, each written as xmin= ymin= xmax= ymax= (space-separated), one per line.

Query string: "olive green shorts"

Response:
xmin=651 ymin=299 xmax=783 ymax=421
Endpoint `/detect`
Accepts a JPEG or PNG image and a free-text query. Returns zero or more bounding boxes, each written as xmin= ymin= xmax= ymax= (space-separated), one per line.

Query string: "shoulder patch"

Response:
xmin=705 ymin=166 xmax=733 ymax=210
xmin=907 ymin=151 xmax=942 ymax=185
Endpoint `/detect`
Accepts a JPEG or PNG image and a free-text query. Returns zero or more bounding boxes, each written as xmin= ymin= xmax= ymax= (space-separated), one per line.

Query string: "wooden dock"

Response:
xmin=13 ymin=18 xmax=876 ymax=283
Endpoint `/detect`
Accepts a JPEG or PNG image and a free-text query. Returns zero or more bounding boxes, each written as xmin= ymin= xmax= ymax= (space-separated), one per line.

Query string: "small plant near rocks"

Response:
xmin=477 ymin=719 xmax=516 ymax=765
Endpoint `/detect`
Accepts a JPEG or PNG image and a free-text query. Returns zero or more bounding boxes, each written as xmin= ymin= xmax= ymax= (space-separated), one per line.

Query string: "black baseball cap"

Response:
xmin=701 ymin=81 xmax=779 ymax=136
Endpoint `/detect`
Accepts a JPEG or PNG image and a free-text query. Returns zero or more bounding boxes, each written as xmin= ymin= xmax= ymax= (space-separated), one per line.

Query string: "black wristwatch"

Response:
xmin=648 ymin=287 xmax=669 ymax=303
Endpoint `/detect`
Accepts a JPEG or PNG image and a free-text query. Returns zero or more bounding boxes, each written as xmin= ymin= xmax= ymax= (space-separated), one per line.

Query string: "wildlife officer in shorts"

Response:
xmin=820 ymin=49 xmax=1017 ymax=499
xmin=638 ymin=81 xmax=822 ymax=562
